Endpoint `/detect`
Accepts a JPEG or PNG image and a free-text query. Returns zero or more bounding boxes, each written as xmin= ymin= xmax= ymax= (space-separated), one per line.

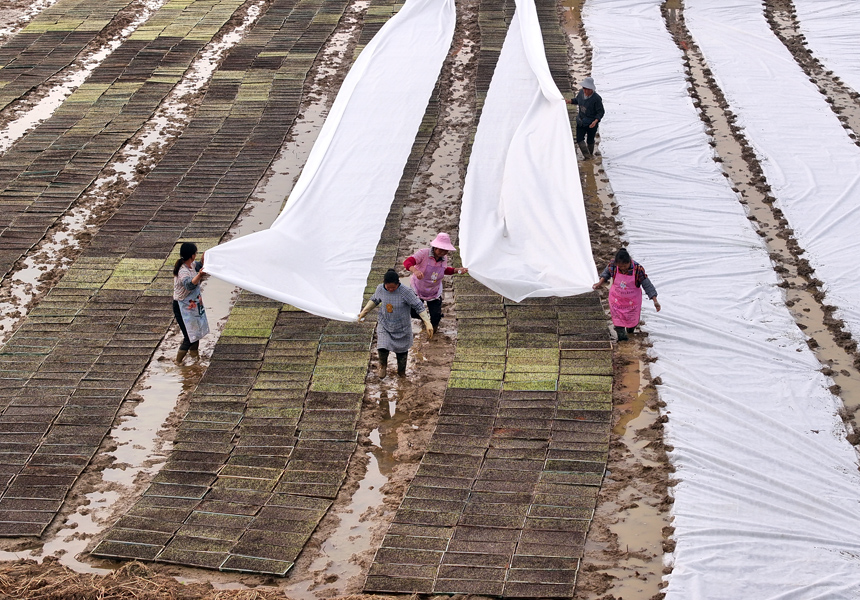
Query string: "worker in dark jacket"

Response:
xmin=568 ymin=76 xmax=605 ymax=159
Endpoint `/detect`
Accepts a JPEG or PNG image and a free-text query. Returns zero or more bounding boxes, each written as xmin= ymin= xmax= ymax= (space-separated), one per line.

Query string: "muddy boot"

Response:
xmin=377 ymin=350 xmax=389 ymax=379
xmin=175 ymin=349 xmax=188 ymax=364
xmin=578 ymin=141 xmax=591 ymax=159
xmin=188 ymin=342 xmax=199 ymax=359
xmin=614 ymin=326 xmax=628 ymax=342
xmin=588 ymin=142 xmax=596 ymax=157
xmin=396 ymin=352 xmax=408 ymax=377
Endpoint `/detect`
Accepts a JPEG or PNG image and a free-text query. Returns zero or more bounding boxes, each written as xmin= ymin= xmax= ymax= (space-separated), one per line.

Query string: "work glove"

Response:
xmin=419 ymin=310 xmax=433 ymax=339
xmin=357 ymin=300 xmax=376 ymax=322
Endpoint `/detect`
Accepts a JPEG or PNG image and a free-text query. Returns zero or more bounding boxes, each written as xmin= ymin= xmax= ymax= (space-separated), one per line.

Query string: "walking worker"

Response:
xmin=358 ymin=269 xmax=433 ymax=378
xmin=593 ymin=248 xmax=660 ymax=341
xmin=173 ymin=242 xmax=209 ymax=363
xmin=568 ymin=76 xmax=605 ymax=159
xmin=403 ymin=232 xmax=468 ymax=332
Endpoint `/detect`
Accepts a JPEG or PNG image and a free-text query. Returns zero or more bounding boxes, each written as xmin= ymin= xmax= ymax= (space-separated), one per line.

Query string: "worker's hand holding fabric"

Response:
xmin=419 ymin=310 xmax=433 ymax=339
xmin=357 ymin=300 xmax=376 ymax=322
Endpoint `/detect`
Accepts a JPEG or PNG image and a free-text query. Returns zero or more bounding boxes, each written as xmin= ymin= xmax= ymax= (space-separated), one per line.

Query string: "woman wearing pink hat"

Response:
xmin=403 ymin=232 xmax=468 ymax=333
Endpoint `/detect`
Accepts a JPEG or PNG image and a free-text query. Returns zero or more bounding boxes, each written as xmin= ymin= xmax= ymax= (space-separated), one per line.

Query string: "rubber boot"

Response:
xmin=175 ymin=349 xmax=188 ymax=364
xmin=396 ymin=352 xmax=408 ymax=377
xmin=588 ymin=142 xmax=596 ymax=157
xmin=377 ymin=350 xmax=388 ymax=379
xmin=578 ymin=141 xmax=591 ymax=159
xmin=614 ymin=326 xmax=628 ymax=342
xmin=188 ymin=341 xmax=199 ymax=359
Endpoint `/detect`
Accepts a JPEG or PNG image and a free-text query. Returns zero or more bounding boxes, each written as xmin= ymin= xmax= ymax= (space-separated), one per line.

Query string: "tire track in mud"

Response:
xmin=665 ymin=1 xmax=860 ymax=443
xmin=0 ymin=0 xmax=351 ymax=538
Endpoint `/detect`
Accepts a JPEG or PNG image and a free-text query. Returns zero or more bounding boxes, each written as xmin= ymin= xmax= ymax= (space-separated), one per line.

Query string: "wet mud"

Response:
xmin=0 ymin=0 xmax=61 ymax=45
xmin=0 ymin=0 xmax=170 ymax=145
xmin=5 ymin=0 xmax=828 ymax=597
xmin=276 ymin=0 xmax=477 ymax=596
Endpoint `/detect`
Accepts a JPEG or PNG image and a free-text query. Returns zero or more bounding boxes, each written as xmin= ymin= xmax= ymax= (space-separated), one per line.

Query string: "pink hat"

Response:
xmin=430 ymin=232 xmax=457 ymax=252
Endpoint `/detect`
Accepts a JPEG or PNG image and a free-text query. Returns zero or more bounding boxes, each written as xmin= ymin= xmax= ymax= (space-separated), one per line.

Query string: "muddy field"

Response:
xmin=1 ymin=0 xmax=857 ymax=598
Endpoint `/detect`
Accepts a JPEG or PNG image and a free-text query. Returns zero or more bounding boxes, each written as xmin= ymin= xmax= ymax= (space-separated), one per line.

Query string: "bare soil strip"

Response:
xmin=0 ymin=0 xmax=350 ymax=537
xmin=765 ymin=0 xmax=860 ymax=146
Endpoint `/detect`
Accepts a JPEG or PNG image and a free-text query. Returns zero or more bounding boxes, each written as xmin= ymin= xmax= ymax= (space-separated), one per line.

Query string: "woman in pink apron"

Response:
xmin=593 ymin=248 xmax=661 ymax=341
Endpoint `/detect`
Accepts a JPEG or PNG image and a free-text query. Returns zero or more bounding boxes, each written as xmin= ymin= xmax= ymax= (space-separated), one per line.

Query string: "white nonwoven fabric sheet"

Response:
xmin=685 ymin=0 xmax=860 ymax=349
xmin=585 ymin=0 xmax=860 ymax=598
xmin=794 ymin=0 xmax=860 ymax=94
xmin=458 ymin=0 xmax=595 ymax=301
xmin=204 ymin=0 xmax=455 ymax=321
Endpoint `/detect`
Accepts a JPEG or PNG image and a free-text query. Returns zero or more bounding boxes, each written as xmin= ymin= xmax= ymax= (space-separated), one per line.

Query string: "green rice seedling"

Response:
xmin=558 ymin=374 xmax=612 ymax=392
xmin=502 ymin=379 xmax=557 ymax=392
xmin=310 ymin=381 xmax=365 ymax=394
xmin=506 ymin=363 xmax=559 ymax=374
xmin=450 ymin=368 xmax=504 ymax=381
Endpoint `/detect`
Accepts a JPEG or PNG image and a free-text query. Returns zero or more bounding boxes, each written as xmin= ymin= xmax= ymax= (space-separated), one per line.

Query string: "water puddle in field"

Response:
xmin=579 ymin=343 xmax=665 ymax=600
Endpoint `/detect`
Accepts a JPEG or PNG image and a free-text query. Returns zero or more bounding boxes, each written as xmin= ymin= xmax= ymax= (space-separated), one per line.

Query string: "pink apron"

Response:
xmin=408 ymin=248 xmax=447 ymax=300
xmin=608 ymin=265 xmax=642 ymax=328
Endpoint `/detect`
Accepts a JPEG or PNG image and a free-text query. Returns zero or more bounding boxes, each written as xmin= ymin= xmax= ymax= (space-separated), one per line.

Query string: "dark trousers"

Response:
xmin=411 ymin=297 xmax=443 ymax=329
xmin=173 ymin=300 xmax=199 ymax=352
xmin=378 ymin=349 xmax=408 ymax=374
xmin=576 ymin=123 xmax=598 ymax=145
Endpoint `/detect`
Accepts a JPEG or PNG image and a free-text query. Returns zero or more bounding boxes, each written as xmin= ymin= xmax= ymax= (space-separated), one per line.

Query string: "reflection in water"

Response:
xmin=561 ymin=0 xmax=584 ymax=32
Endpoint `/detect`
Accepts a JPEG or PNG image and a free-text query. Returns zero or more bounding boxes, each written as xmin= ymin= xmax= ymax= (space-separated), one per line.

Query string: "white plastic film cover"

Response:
xmin=204 ymin=0 xmax=455 ymax=321
xmin=458 ymin=0 xmax=596 ymax=302
xmin=794 ymin=0 xmax=860 ymax=94
xmin=685 ymin=0 xmax=860 ymax=347
xmin=585 ymin=0 xmax=860 ymax=598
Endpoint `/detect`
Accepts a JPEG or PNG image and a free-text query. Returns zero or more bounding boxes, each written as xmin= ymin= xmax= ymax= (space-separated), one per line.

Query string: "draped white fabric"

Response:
xmin=686 ymin=0 xmax=860 ymax=343
xmin=204 ymin=0 xmax=456 ymax=321
xmin=585 ymin=0 xmax=860 ymax=598
xmin=458 ymin=0 xmax=596 ymax=301
xmin=794 ymin=0 xmax=860 ymax=94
